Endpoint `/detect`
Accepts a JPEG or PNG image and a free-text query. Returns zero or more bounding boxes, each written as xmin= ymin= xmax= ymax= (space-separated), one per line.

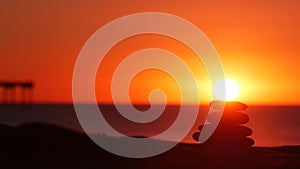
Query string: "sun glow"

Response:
xmin=213 ymin=78 xmax=240 ymax=101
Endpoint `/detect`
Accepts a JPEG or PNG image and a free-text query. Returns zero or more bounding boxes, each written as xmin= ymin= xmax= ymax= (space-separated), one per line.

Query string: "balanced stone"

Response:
xmin=193 ymin=101 xmax=254 ymax=148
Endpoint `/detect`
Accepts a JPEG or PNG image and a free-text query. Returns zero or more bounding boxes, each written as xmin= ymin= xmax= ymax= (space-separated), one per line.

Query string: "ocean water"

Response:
xmin=0 ymin=104 xmax=299 ymax=147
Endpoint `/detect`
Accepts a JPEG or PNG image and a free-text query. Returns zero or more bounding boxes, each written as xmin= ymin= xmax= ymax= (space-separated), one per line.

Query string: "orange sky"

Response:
xmin=0 ymin=0 xmax=299 ymax=105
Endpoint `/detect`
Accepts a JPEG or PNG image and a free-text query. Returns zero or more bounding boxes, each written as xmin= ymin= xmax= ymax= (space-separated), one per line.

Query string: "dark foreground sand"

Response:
xmin=0 ymin=123 xmax=299 ymax=169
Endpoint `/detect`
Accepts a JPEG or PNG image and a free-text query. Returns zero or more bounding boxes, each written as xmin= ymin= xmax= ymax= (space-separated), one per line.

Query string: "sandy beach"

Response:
xmin=1 ymin=122 xmax=299 ymax=169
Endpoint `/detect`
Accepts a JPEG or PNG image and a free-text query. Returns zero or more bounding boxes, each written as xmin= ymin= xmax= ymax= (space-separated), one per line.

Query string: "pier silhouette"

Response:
xmin=0 ymin=81 xmax=34 ymax=104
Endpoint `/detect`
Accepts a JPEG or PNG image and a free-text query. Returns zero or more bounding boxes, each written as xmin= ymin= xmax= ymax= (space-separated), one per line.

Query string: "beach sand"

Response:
xmin=0 ymin=123 xmax=299 ymax=169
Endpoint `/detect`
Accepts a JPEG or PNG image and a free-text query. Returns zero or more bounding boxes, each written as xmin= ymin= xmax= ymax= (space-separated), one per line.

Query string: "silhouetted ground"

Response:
xmin=0 ymin=123 xmax=299 ymax=169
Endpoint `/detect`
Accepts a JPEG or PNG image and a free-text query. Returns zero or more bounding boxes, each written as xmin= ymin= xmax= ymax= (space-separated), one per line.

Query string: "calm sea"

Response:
xmin=0 ymin=104 xmax=299 ymax=147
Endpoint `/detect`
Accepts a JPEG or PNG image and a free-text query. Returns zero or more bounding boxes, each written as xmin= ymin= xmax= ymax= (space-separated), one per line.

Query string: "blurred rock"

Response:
xmin=193 ymin=101 xmax=254 ymax=148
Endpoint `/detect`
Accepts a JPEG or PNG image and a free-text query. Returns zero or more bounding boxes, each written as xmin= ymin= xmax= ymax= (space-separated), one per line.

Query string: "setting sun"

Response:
xmin=0 ymin=1 xmax=300 ymax=168
xmin=213 ymin=78 xmax=240 ymax=101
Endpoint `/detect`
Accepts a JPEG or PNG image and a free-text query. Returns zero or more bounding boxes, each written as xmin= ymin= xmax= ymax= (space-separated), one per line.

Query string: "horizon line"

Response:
xmin=4 ymin=102 xmax=300 ymax=107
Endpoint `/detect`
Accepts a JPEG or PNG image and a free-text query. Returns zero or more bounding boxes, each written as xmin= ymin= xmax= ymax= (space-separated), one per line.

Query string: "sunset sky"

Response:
xmin=0 ymin=0 xmax=299 ymax=105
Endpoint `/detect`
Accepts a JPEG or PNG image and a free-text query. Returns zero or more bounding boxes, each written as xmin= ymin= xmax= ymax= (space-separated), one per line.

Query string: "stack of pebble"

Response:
xmin=193 ymin=101 xmax=254 ymax=148
xmin=192 ymin=102 xmax=261 ymax=169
